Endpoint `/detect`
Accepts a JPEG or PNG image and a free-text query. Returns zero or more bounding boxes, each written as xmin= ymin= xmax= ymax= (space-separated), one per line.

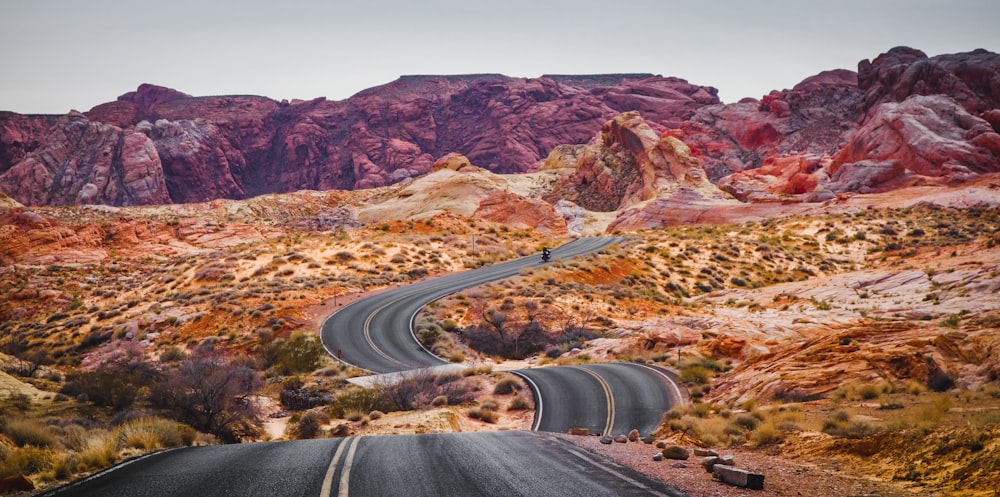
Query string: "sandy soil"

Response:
xmin=560 ymin=433 xmax=922 ymax=497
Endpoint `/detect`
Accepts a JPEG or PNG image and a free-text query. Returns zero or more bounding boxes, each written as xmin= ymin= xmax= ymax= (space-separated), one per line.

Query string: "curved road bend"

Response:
xmin=321 ymin=237 xmax=624 ymax=374
xmin=515 ymin=363 xmax=685 ymax=436
xmin=50 ymin=432 xmax=689 ymax=497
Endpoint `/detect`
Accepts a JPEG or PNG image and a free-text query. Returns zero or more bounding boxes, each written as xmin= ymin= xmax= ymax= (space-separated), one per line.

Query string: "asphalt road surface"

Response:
xmin=321 ymin=237 xmax=624 ymax=374
xmin=515 ymin=363 xmax=685 ymax=437
xmin=48 ymin=432 xmax=688 ymax=497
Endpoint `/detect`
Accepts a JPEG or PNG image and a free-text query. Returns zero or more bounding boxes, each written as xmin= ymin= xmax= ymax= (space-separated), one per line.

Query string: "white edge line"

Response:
xmin=633 ymin=363 xmax=686 ymax=406
xmin=511 ymin=370 xmax=544 ymax=431
xmin=564 ymin=446 xmax=675 ymax=497
xmin=41 ymin=447 xmax=183 ymax=496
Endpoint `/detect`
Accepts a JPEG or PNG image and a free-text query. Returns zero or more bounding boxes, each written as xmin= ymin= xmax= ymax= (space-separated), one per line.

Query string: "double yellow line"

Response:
xmin=320 ymin=437 xmax=360 ymax=497
xmin=578 ymin=366 xmax=615 ymax=436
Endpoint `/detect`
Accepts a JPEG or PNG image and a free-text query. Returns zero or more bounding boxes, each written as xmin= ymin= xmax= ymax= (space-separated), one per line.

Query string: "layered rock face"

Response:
xmin=676 ymin=69 xmax=863 ymax=181
xmin=544 ymin=111 xmax=724 ymax=212
xmin=720 ymin=48 xmax=1000 ymax=198
xmin=0 ymin=112 xmax=171 ymax=206
xmin=2 ymin=47 xmax=997 ymax=209
xmin=0 ymin=76 xmax=718 ymax=206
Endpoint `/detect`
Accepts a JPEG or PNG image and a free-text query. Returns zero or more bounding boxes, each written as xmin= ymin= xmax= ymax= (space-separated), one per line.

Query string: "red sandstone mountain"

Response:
xmin=1 ymin=47 xmax=998 ymax=209
xmin=0 ymin=75 xmax=717 ymax=206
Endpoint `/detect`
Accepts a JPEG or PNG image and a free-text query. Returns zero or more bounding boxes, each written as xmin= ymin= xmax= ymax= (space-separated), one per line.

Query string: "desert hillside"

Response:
xmin=2 ymin=45 xmax=1000 ymax=496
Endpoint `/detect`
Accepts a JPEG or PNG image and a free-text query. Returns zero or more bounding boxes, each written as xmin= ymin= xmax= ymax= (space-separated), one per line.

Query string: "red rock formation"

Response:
xmin=858 ymin=46 xmax=1000 ymax=115
xmin=715 ymin=48 xmax=1000 ymax=199
xmin=473 ymin=190 xmax=568 ymax=235
xmin=677 ymin=69 xmax=862 ymax=181
xmin=0 ymin=112 xmax=171 ymax=206
xmin=0 ymin=75 xmax=719 ymax=206
xmin=2 ymin=47 xmax=997 ymax=208
xmin=718 ymin=154 xmax=829 ymax=202
xmin=545 ymin=111 xmax=722 ymax=212
xmin=827 ymin=95 xmax=1000 ymax=192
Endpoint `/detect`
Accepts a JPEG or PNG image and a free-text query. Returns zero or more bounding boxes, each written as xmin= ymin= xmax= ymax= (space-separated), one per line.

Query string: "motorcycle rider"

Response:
xmin=541 ymin=246 xmax=551 ymax=262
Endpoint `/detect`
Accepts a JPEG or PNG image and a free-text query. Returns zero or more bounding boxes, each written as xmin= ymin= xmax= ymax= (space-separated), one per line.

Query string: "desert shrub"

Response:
xmin=75 ymin=433 xmax=119 ymax=472
xmin=750 ymin=422 xmax=784 ymax=447
xmin=493 ymin=376 xmax=521 ymax=395
xmin=732 ymin=414 xmax=760 ymax=431
xmin=381 ymin=371 xmax=477 ymax=411
xmin=288 ymin=411 xmax=328 ymax=440
xmin=368 ymin=410 xmax=384 ymax=420
xmin=928 ymin=371 xmax=955 ymax=392
xmin=260 ymin=332 xmax=326 ymax=375
xmin=159 ymin=346 xmax=188 ymax=362
xmin=0 ymin=446 xmax=54 ymax=478
xmin=431 ymin=395 xmax=448 ymax=407
xmin=822 ymin=419 xmax=880 ymax=439
xmin=330 ymin=386 xmax=393 ymax=418
xmin=6 ymin=393 xmax=31 ymax=411
xmin=831 ymin=409 xmax=851 ymax=423
xmin=858 ymin=383 xmax=881 ymax=400
xmin=468 ymin=407 xmax=498 ymax=423
xmin=2 ymin=417 xmax=57 ymax=448
xmin=480 ymin=398 xmax=499 ymax=412
xmin=149 ymin=352 xmax=263 ymax=443
xmin=114 ymin=417 xmax=195 ymax=449
xmin=280 ymin=385 xmax=334 ymax=411
xmin=772 ymin=388 xmax=823 ymax=403
xmin=679 ymin=365 xmax=712 ymax=385
xmin=508 ymin=395 xmax=532 ymax=411
xmin=61 ymin=371 xmax=140 ymax=411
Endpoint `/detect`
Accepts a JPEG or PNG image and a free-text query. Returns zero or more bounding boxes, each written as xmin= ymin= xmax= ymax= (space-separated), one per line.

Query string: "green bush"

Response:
xmin=262 ymin=332 xmax=326 ymax=375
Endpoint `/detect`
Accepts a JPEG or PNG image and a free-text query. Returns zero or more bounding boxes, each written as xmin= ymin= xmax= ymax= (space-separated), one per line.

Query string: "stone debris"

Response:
xmin=627 ymin=429 xmax=640 ymax=442
xmin=713 ymin=464 xmax=765 ymax=490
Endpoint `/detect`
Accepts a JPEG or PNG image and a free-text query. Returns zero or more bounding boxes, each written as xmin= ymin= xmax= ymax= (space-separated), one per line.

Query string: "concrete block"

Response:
xmin=712 ymin=465 xmax=764 ymax=490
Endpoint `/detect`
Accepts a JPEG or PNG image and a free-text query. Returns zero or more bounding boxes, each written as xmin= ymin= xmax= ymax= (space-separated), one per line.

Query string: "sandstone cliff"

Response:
xmin=2 ymin=47 xmax=998 ymax=210
xmin=0 ymin=76 xmax=718 ymax=206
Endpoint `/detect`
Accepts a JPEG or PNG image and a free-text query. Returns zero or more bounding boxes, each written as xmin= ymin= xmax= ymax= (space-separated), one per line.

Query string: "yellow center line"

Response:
xmin=337 ymin=436 xmax=360 ymax=497
xmin=320 ymin=437 xmax=352 ymax=497
xmin=578 ymin=367 xmax=615 ymax=436
xmin=363 ymin=298 xmax=410 ymax=367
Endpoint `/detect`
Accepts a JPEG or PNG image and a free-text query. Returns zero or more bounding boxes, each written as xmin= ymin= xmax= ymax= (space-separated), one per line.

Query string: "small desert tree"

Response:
xmin=151 ymin=352 xmax=263 ymax=443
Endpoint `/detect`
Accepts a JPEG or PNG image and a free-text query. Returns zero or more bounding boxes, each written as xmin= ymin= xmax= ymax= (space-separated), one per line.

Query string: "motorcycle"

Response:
xmin=541 ymin=248 xmax=551 ymax=262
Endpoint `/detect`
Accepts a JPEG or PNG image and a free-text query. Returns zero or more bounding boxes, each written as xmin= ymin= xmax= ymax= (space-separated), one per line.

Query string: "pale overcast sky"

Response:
xmin=1 ymin=0 xmax=998 ymax=114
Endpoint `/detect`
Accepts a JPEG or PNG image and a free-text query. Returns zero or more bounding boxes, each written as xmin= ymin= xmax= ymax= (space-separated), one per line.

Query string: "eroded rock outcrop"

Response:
xmin=675 ymin=69 xmax=863 ymax=181
xmin=827 ymin=94 xmax=1000 ymax=192
xmin=1 ymin=75 xmax=719 ymax=206
xmin=473 ymin=190 xmax=568 ymax=235
xmin=0 ymin=112 xmax=170 ymax=206
xmin=545 ymin=112 xmax=726 ymax=212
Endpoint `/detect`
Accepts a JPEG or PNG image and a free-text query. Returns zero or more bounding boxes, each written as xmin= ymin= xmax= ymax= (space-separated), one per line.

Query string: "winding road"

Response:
xmin=49 ymin=432 xmax=687 ymax=497
xmin=321 ymin=237 xmax=623 ymax=374
xmin=321 ymin=236 xmax=684 ymax=435
xmin=49 ymin=237 xmax=690 ymax=497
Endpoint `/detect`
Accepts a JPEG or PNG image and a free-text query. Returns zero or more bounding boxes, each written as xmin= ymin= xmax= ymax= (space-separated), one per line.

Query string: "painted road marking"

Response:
xmin=337 ymin=436 xmax=360 ymax=497
xmin=320 ymin=437 xmax=351 ymax=497
xmin=578 ymin=366 xmax=615 ymax=436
